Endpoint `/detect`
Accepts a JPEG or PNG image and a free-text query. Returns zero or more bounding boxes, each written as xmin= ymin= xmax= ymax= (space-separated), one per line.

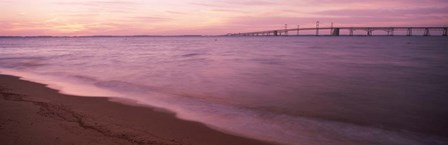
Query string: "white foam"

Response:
xmin=0 ymin=69 xmax=121 ymax=97
xmin=1 ymin=68 xmax=446 ymax=145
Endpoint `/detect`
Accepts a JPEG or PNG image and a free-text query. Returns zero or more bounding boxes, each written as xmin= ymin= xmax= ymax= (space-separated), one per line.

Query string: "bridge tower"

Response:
xmin=330 ymin=22 xmax=333 ymax=35
xmin=316 ymin=21 xmax=320 ymax=36
xmin=297 ymin=25 xmax=300 ymax=36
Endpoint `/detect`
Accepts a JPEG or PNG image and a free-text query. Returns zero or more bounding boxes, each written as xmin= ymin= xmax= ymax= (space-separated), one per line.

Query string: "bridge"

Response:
xmin=227 ymin=26 xmax=448 ymax=37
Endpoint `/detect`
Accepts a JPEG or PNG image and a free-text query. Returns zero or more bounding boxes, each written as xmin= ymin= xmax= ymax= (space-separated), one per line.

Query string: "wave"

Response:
xmin=1 ymin=68 xmax=447 ymax=145
xmin=181 ymin=53 xmax=203 ymax=57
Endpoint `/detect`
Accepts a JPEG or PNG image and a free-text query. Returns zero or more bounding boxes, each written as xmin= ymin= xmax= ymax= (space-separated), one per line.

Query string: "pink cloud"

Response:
xmin=1 ymin=0 xmax=447 ymax=35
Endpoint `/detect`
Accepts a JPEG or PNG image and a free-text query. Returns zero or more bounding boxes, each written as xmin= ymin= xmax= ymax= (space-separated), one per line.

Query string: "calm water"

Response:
xmin=1 ymin=36 xmax=448 ymax=145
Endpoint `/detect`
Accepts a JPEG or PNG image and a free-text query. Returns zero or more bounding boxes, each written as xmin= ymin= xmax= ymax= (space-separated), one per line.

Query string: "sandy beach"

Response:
xmin=0 ymin=74 xmax=275 ymax=145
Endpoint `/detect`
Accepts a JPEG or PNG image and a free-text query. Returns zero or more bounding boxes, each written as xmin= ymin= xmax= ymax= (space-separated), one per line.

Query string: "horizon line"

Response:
xmin=0 ymin=35 xmax=208 ymax=38
xmin=2 ymin=26 xmax=447 ymax=38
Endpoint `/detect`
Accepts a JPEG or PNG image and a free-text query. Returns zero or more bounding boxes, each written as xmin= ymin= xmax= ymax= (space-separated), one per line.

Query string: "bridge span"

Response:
xmin=227 ymin=27 xmax=448 ymax=37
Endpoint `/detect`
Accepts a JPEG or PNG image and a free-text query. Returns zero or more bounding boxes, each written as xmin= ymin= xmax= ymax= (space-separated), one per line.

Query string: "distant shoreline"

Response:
xmin=0 ymin=35 xmax=205 ymax=38
xmin=1 ymin=35 xmax=447 ymax=38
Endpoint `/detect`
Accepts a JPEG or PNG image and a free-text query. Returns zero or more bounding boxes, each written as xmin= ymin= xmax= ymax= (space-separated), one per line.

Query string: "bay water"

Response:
xmin=1 ymin=36 xmax=447 ymax=145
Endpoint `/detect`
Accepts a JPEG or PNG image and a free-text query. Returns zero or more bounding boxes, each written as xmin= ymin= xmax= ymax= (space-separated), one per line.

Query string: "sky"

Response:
xmin=1 ymin=0 xmax=447 ymax=36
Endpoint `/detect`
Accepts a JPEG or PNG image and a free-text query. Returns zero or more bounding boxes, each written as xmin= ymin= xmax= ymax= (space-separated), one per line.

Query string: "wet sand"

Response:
xmin=0 ymin=74 xmax=276 ymax=145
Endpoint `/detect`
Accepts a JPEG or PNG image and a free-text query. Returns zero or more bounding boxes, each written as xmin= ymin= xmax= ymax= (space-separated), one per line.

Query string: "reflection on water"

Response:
xmin=1 ymin=36 xmax=448 ymax=145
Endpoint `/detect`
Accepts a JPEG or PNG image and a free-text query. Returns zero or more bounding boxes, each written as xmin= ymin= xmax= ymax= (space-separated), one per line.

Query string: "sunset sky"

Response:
xmin=1 ymin=0 xmax=447 ymax=36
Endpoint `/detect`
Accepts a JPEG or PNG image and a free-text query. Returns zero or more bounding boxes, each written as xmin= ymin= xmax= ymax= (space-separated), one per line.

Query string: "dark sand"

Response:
xmin=0 ymin=74 xmax=276 ymax=145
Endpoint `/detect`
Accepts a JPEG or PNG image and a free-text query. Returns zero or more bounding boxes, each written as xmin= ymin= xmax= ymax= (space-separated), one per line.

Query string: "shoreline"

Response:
xmin=0 ymin=74 xmax=276 ymax=145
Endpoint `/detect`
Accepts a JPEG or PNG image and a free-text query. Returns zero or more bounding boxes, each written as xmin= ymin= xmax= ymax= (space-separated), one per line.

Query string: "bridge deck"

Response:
xmin=228 ymin=27 xmax=448 ymax=36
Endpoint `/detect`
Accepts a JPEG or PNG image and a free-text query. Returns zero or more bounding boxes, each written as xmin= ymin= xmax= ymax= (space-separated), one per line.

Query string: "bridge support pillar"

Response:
xmin=443 ymin=28 xmax=447 ymax=36
xmin=424 ymin=28 xmax=430 ymax=36
xmin=297 ymin=26 xmax=300 ymax=36
xmin=388 ymin=28 xmax=394 ymax=36
xmin=407 ymin=28 xmax=412 ymax=36
xmin=331 ymin=28 xmax=340 ymax=36
xmin=349 ymin=29 xmax=354 ymax=36
xmin=367 ymin=29 xmax=373 ymax=36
